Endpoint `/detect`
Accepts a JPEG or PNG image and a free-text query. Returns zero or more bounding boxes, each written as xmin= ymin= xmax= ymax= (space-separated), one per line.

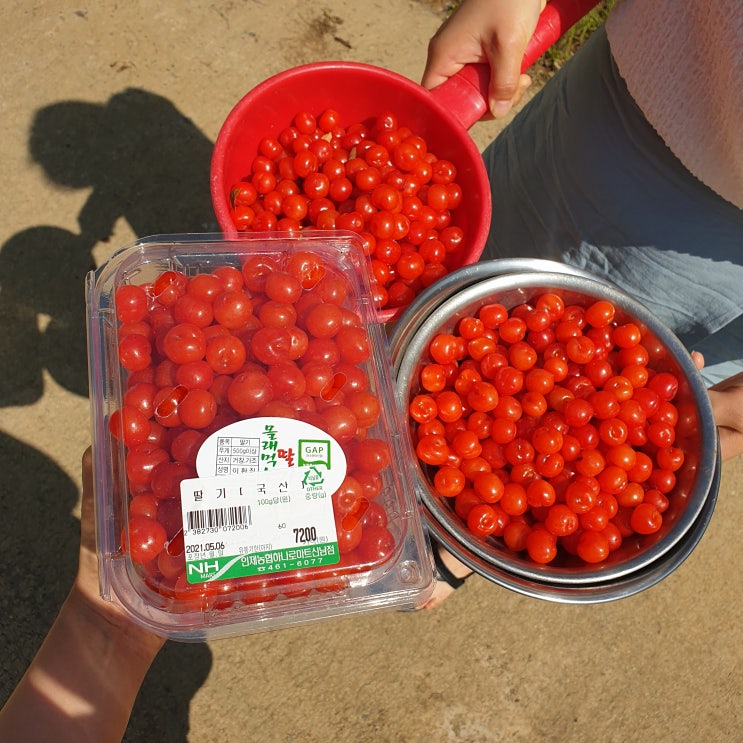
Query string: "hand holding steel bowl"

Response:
xmin=391 ymin=262 xmax=720 ymax=604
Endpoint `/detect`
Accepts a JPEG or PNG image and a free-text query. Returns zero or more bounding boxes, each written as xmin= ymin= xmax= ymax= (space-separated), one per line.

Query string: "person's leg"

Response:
xmin=481 ymin=25 xmax=743 ymax=346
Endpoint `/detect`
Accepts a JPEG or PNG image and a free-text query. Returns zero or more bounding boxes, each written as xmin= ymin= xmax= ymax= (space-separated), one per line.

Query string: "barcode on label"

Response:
xmin=186 ymin=505 xmax=251 ymax=531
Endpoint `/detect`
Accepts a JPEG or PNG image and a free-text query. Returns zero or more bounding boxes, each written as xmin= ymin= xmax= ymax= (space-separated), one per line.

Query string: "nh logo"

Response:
xmin=187 ymin=560 xmax=220 ymax=577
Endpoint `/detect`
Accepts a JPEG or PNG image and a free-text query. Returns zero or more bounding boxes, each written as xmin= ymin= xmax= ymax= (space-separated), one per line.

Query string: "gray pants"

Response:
xmin=481 ymin=26 xmax=743 ymax=386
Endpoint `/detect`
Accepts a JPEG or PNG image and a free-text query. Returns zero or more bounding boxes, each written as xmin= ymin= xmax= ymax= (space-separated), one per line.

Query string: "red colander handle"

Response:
xmin=524 ymin=0 xmax=602 ymax=69
xmin=430 ymin=0 xmax=602 ymax=129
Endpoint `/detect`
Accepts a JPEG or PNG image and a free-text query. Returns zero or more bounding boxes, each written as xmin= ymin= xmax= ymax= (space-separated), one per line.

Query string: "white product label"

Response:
xmin=180 ymin=417 xmax=346 ymax=583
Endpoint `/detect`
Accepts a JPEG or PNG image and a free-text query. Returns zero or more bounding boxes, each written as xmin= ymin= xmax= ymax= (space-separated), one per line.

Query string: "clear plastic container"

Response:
xmin=86 ymin=232 xmax=435 ymax=641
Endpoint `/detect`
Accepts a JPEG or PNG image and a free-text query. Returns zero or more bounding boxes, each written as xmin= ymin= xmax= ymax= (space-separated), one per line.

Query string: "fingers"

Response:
xmin=483 ymin=30 xmax=532 ymax=117
xmin=424 ymin=0 xmax=544 ymax=118
xmin=421 ymin=51 xmax=469 ymax=94
xmin=708 ymin=388 xmax=738 ymax=434
xmin=708 ymin=375 xmax=743 ymax=424
xmin=421 ymin=580 xmax=460 ymax=610
xmin=421 ymin=4 xmax=487 ymax=91
xmin=688 ymin=356 xmax=743 ymax=460
xmin=79 ymin=446 xmax=97 ymax=555
xmin=707 ymin=383 xmax=743 ymax=461
xmin=716 ymin=425 xmax=743 ymax=462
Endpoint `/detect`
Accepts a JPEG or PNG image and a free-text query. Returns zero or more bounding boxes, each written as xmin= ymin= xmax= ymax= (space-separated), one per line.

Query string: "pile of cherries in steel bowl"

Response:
xmin=391 ymin=261 xmax=720 ymax=603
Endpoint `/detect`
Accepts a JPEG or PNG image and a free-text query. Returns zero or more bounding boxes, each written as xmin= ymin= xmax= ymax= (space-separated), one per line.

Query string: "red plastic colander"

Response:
xmin=210 ymin=0 xmax=600 ymax=321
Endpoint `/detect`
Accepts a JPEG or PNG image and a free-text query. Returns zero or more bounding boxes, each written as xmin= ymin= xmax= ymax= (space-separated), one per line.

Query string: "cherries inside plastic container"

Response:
xmin=86 ymin=232 xmax=434 ymax=640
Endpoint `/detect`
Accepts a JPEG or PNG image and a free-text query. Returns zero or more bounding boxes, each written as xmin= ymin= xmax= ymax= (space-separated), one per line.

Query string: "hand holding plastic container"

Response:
xmin=86 ymin=232 xmax=434 ymax=641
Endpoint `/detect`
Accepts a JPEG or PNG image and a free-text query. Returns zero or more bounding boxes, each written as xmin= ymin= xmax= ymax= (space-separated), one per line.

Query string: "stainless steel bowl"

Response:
xmin=392 ymin=262 xmax=720 ymax=602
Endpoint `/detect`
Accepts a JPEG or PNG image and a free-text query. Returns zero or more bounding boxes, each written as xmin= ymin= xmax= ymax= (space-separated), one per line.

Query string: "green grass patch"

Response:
xmin=540 ymin=0 xmax=615 ymax=69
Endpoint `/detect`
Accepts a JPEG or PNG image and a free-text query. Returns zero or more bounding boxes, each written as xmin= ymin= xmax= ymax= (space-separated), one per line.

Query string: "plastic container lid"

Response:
xmin=86 ymin=231 xmax=434 ymax=641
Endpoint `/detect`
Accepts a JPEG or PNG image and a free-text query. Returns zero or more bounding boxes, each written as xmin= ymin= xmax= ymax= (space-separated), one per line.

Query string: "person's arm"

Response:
xmin=421 ymin=0 xmax=546 ymax=118
xmin=0 ymin=448 xmax=165 ymax=743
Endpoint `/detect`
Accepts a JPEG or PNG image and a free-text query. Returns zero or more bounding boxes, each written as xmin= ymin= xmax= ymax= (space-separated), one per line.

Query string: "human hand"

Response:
xmin=691 ymin=352 xmax=743 ymax=461
xmin=707 ymin=377 xmax=743 ymax=461
xmin=422 ymin=545 xmax=474 ymax=610
xmin=74 ymin=447 xmax=166 ymax=657
xmin=422 ymin=0 xmax=545 ymax=118
xmin=0 ymin=449 xmax=164 ymax=743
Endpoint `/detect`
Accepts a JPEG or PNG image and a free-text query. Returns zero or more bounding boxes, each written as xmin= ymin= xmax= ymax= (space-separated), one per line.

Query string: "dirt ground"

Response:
xmin=1 ymin=2 xmax=741 ymax=742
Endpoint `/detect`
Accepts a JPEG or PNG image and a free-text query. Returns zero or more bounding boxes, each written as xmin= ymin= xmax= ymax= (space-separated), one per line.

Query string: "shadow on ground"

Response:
xmin=0 ymin=87 xmax=221 ymax=742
